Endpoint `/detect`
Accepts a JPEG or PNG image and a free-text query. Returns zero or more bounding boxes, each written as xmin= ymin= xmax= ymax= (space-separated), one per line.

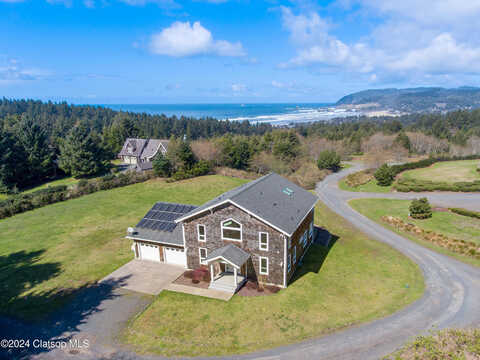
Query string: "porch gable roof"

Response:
xmin=205 ymin=244 xmax=250 ymax=268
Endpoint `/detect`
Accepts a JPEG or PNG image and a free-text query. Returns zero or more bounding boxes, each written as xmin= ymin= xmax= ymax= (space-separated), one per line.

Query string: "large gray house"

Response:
xmin=118 ymin=138 xmax=169 ymax=165
xmin=127 ymin=173 xmax=318 ymax=292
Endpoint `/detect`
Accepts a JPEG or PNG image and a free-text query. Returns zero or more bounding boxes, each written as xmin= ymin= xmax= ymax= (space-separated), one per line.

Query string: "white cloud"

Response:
xmin=149 ymin=21 xmax=245 ymax=57
xmin=0 ymin=58 xmax=51 ymax=85
xmin=231 ymin=83 xmax=247 ymax=92
xmin=280 ymin=2 xmax=480 ymax=83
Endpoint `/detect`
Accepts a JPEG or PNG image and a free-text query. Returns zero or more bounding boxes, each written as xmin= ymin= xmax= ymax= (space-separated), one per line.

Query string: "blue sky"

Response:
xmin=2 ymin=0 xmax=480 ymax=103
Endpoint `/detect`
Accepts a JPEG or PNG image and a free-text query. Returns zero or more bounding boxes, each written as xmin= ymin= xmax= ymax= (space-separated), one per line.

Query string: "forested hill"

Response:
xmin=0 ymin=98 xmax=272 ymax=141
xmin=336 ymin=87 xmax=480 ymax=113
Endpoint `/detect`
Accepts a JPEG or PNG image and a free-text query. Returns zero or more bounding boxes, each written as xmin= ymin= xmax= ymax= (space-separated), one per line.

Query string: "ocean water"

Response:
xmin=102 ymin=103 xmax=360 ymax=126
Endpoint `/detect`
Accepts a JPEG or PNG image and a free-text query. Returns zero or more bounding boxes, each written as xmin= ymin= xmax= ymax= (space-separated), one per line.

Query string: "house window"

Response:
xmin=309 ymin=221 xmax=314 ymax=239
xmin=293 ymin=245 xmax=296 ymax=264
xmin=302 ymin=231 xmax=308 ymax=248
xmin=199 ymin=248 xmax=207 ymax=264
xmin=259 ymin=256 xmax=268 ymax=275
xmin=221 ymin=219 xmax=242 ymax=241
xmin=288 ymin=253 xmax=291 ymax=273
xmin=197 ymin=224 xmax=206 ymax=242
xmin=259 ymin=232 xmax=269 ymax=251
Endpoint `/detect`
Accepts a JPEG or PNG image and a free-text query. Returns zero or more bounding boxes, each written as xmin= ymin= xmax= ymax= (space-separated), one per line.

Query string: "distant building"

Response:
xmin=118 ymin=138 xmax=168 ymax=165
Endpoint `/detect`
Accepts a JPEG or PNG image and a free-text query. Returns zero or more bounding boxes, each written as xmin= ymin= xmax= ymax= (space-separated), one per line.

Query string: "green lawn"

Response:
xmin=23 ymin=176 xmax=80 ymax=194
xmin=0 ymin=175 xmax=246 ymax=320
xmin=401 ymin=160 xmax=480 ymax=183
xmin=122 ymin=202 xmax=424 ymax=357
xmin=338 ymin=178 xmax=393 ymax=193
xmin=350 ymin=198 xmax=480 ymax=267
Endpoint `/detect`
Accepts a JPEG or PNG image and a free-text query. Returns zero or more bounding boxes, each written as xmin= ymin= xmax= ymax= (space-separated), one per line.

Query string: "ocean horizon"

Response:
xmin=101 ymin=103 xmax=360 ymax=126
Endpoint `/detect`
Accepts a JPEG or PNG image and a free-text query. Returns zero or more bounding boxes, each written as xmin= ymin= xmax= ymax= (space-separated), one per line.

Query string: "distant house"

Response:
xmin=118 ymin=138 xmax=168 ymax=165
xmin=127 ymin=173 xmax=318 ymax=293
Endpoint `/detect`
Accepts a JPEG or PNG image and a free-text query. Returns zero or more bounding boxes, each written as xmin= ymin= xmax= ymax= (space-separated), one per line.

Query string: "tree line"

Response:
xmin=0 ymin=99 xmax=272 ymax=192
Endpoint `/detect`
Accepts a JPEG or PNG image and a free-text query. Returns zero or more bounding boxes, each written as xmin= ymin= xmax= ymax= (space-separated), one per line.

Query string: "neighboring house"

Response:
xmin=118 ymin=138 xmax=168 ymax=165
xmin=127 ymin=173 xmax=318 ymax=293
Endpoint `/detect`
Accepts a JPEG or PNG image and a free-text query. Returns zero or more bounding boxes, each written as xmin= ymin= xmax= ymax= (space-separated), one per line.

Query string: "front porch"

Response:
xmin=205 ymin=243 xmax=251 ymax=294
xmin=209 ymin=271 xmax=246 ymax=293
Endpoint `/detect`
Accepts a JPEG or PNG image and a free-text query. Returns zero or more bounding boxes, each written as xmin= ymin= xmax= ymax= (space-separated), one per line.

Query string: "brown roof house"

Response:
xmin=127 ymin=173 xmax=318 ymax=293
xmin=118 ymin=138 xmax=169 ymax=171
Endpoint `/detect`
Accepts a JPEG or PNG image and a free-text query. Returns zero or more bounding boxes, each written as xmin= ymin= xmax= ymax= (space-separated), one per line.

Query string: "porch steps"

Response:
xmin=209 ymin=282 xmax=236 ymax=293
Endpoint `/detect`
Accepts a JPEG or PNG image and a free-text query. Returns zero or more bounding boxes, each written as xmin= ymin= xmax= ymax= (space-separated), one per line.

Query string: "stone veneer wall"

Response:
xmin=183 ymin=203 xmax=286 ymax=286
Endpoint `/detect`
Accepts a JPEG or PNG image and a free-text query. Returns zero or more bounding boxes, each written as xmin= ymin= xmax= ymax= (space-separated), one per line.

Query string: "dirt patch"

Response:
xmin=432 ymin=207 xmax=449 ymax=212
xmin=173 ymin=273 xmax=209 ymax=289
xmin=236 ymin=281 xmax=281 ymax=297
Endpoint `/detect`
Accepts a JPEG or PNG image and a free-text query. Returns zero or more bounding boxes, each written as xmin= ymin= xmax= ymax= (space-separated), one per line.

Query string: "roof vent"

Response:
xmin=282 ymin=187 xmax=294 ymax=196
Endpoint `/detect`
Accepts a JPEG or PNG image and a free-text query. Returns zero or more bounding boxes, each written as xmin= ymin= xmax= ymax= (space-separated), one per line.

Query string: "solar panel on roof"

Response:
xmin=136 ymin=201 xmax=197 ymax=233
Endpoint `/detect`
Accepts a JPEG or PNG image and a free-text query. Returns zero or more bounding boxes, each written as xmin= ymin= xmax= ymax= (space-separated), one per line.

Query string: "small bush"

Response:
xmin=409 ymin=198 xmax=432 ymax=219
xmin=374 ymin=163 xmax=395 ymax=186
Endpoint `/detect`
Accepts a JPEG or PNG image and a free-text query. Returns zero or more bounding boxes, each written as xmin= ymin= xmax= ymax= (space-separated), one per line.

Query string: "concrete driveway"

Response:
xmin=100 ymin=260 xmax=184 ymax=295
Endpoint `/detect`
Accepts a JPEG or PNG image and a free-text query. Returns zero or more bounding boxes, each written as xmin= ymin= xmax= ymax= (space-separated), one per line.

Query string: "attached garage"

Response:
xmin=164 ymin=247 xmax=187 ymax=267
xmin=127 ymin=201 xmax=198 ymax=269
xmin=139 ymin=243 xmax=160 ymax=262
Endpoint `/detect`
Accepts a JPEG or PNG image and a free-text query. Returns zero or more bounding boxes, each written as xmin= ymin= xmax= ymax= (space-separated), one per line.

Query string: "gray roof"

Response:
xmin=135 ymin=161 xmax=153 ymax=172
xmin=118 ymin=138 xmax=147 ymax=157
xmin=128 ymin=202 xmax=197 ymax=246
xmin=205 ymin=244 xmax=250 ymax=268
xmin=118 ymin=138 xmax=169 ymax=160
xmin=176 ymin=173 xmax=318 ymax=236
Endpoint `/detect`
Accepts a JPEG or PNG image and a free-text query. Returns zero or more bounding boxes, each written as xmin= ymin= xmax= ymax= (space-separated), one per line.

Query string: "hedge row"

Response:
xmin=390 ymin=154 xmax=480 ymax=176
xmin=0 ymin=171 xmax=156 ymax=220
xmin=449 ymin=208 xmax=480 ymax=220
xmin=394 ymin=178 xmax=480 ymax=192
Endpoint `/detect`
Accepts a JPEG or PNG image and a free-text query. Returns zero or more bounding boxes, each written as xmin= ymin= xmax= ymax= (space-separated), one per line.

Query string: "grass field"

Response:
xmin=0 ymin=175 xmax=246 ymax=319
xmin=23 ymin=176 xmax=80 ymax=194
xmin=123 ymin=202 xmax=424 ymax=357
xmin=350 ymin=198 xmax=480 ymax=267
xmin=338 ymin=178 xmax=393 ymax=193
xmin=401 ymin=160 xmax=480 ymax=183
xmin=384 ymin=328 xmax=480 ymax=359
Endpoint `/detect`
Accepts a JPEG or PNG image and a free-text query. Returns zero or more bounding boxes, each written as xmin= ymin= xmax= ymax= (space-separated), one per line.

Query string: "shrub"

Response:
xmin=449 ymin=208 xmax=480 ymax=219
xmin=153 ymin=154 xmax=173 ymax=177
xmin=374 ymin=164 xmax=395 ymax=186
xmin=345 ymin=169 xmax=374 ymax=187
xmin=317 ymin=150 xmax=341 ymax=171
xmin=191 ymin=160 xmax=212 ymax=177
xmin=409 ymin=198 xmax=432 ymax=219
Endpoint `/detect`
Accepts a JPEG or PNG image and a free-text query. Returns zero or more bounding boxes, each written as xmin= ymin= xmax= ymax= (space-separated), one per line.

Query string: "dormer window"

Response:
xmin=221 ymin=219 xmax=242 ymax=241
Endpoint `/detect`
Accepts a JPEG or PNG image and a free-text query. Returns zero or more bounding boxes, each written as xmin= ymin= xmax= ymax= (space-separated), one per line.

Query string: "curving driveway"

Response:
xmin=4 ymin=166 xmax=480 ymax=360
xmin=335 ymin=163 xmax=480 ymax=212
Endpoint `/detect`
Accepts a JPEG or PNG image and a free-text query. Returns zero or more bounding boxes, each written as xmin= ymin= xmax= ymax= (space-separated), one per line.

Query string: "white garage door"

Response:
xmin=140 ymin=243 xmax=160 ymax=262
xmin=164 ymin=247 xmax=186 ymax=267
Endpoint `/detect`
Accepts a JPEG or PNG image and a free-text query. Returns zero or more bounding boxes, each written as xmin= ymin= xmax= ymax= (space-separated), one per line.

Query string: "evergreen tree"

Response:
xmin=58 ymin=124 xmax=109 ymax=178
xmin=374 ymin=163 xmax=395 ymax=186
xmin=317 ymin=150 xmax=341 ymax=171
xmin=15 ymin=117 xmax=55 ymax=185
xmin=0 ymin=130 xmax=28 ymax=191
xmin=409 ymin=198 xmax=432 ymax=219
xmin=394 ymin=132 xmax=412 ymax=152
xmin=153 ymin=153 xmax=173 ymax=177
xmin=177 ymin=141 xmax=196 ymax=170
